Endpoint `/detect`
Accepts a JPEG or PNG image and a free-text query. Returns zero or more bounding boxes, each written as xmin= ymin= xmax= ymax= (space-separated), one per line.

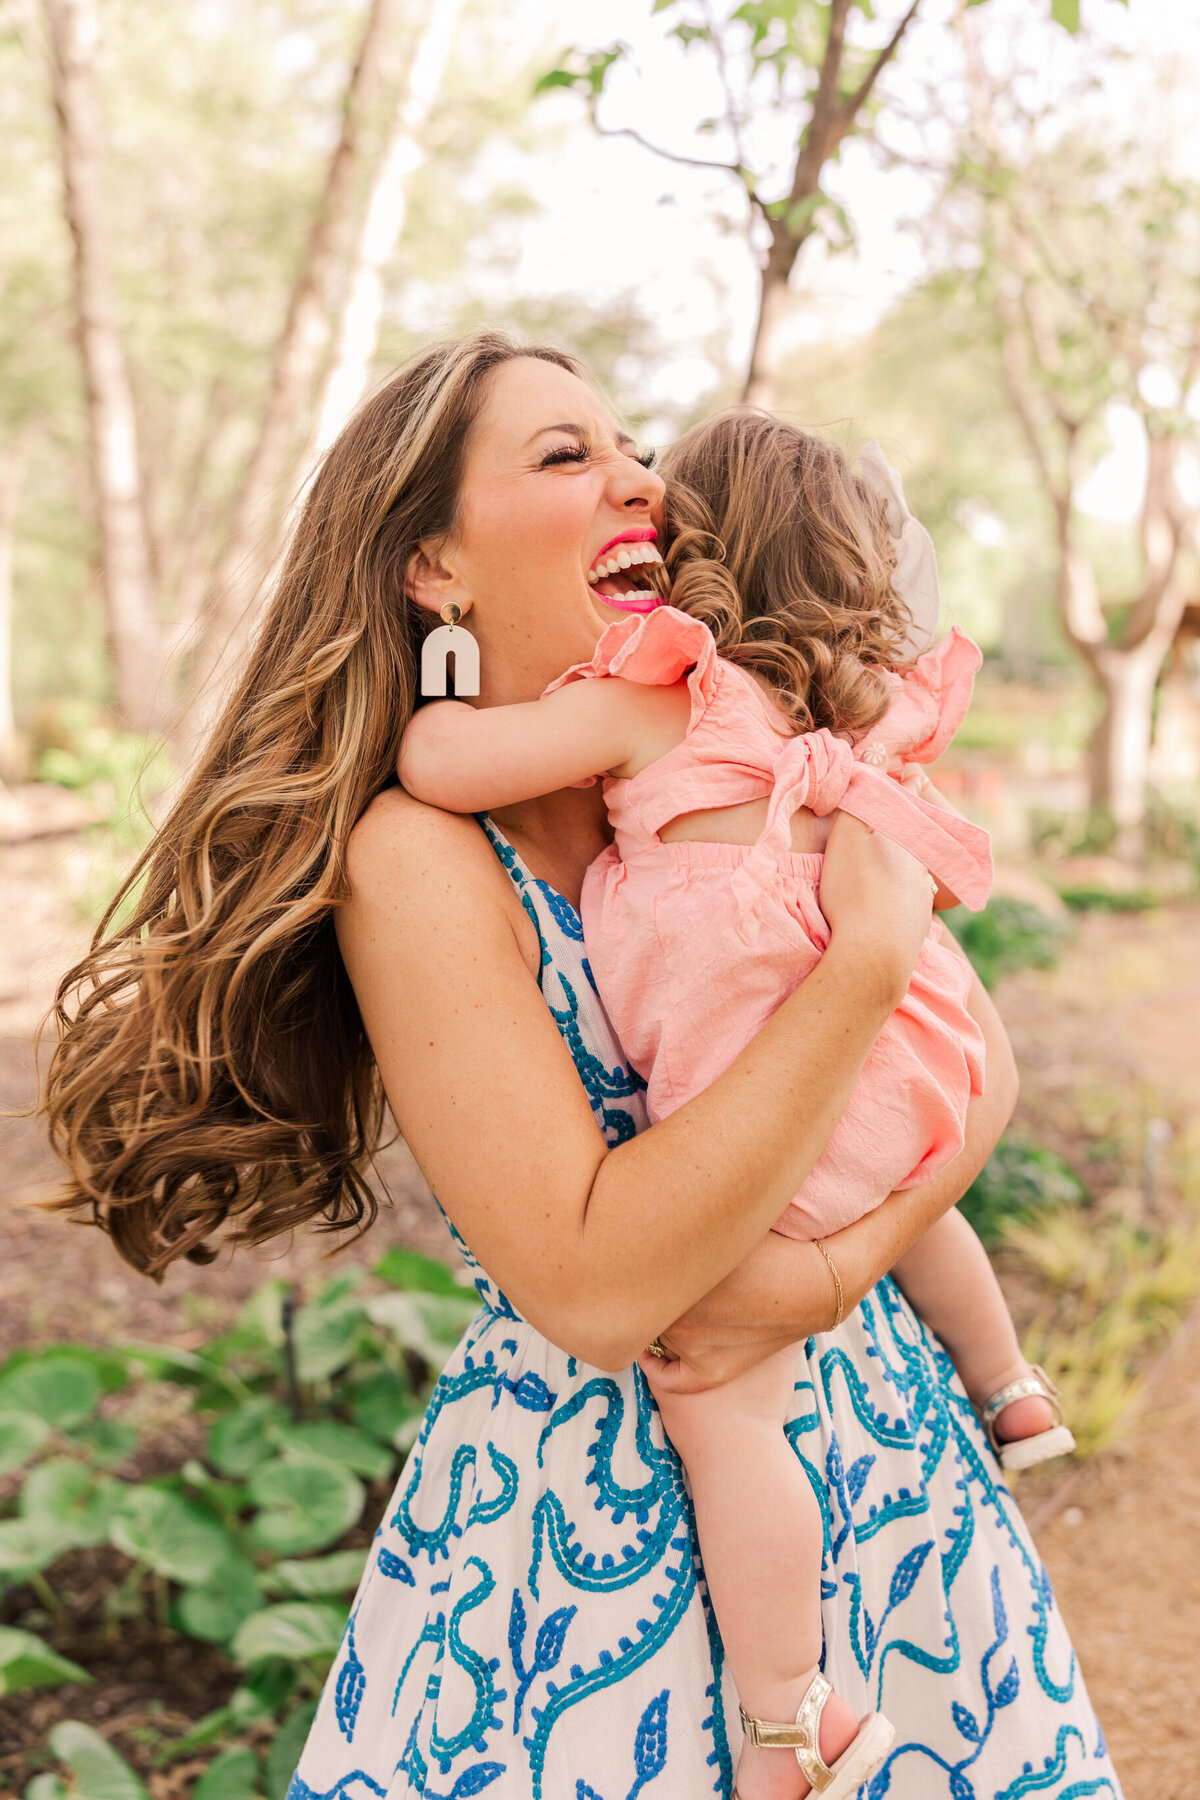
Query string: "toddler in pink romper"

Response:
xmin=398 ymin=438 xmax=1076 ymax=1800
xmin=543 ymin=606 xmax=992 ymax=1239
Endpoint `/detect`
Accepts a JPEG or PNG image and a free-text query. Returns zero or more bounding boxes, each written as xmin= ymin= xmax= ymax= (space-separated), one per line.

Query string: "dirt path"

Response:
xmin=1032 ymin=1315 xmax=1200 ymax=1798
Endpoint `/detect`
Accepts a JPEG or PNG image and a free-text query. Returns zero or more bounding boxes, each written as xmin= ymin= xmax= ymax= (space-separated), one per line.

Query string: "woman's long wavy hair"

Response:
xmin=659 ymin=410 xmax=917 ymax=735
xmin=42 ymin=331 xmax=580 ymax=1279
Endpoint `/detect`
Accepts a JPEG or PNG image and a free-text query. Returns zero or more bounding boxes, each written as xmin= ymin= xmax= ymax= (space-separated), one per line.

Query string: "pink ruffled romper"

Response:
xmin=542 ymin=605 xmax=995 ymax=1238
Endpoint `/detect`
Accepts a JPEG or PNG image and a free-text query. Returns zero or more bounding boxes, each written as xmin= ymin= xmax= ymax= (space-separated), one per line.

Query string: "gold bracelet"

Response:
xmin=815 ymin=1239 xmax=845 ymax=1331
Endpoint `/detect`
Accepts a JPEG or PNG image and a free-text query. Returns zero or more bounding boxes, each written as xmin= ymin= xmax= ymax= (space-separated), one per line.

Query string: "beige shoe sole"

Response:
xmin=999 ymin=1424 xmax=1076 ymax=1472
xmin=733 ymin=1709 xmax=895 ymax=1800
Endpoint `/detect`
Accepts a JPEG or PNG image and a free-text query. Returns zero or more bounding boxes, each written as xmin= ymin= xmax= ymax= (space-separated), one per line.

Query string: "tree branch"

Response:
xmin=592 ymin=117 xmax=759 ymax=202
xmin=840 ymin=0 xmax=922 ymax=126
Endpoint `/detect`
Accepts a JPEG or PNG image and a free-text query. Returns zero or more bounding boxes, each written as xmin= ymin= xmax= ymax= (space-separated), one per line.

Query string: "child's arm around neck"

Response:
xmin=398 ymin=677 xmax=691 ymax=813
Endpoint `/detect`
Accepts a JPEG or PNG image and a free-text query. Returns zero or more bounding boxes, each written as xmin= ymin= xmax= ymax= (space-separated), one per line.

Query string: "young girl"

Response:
xmin=397 ymin=413 xmax=1073 ymax=1800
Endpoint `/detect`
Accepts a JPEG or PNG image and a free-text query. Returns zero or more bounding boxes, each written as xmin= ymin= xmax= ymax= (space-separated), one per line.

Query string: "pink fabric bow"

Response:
xmin=727 ymin=727 xmax=992 ymax=945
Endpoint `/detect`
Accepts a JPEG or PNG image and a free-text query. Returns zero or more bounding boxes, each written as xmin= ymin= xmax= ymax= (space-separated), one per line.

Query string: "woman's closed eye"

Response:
xmin=538 ymin=439 xmax=657 ymax=471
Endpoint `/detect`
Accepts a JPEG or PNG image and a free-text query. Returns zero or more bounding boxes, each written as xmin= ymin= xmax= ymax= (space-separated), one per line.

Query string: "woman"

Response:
xmin=46 ymin=333 xmax=1121 ymax=1800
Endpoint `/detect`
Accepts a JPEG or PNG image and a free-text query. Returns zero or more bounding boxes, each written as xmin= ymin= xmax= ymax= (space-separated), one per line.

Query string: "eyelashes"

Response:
xmin=538 ymin=440 xmax=657 ymax=471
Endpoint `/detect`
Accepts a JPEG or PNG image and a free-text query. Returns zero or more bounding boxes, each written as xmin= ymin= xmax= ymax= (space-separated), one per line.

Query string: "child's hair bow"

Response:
xmin=859 ymin=441 xmax=941 ymax=659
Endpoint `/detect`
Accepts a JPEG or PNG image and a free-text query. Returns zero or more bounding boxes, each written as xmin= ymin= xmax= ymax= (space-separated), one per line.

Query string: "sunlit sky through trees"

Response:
xmin=454 ymin=0 xmax=1200 ymax=517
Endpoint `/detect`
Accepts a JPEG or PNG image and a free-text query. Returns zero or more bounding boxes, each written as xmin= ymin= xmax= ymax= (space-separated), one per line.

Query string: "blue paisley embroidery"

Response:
xmin=288 ymin=816 xmax=1123 ymax=1800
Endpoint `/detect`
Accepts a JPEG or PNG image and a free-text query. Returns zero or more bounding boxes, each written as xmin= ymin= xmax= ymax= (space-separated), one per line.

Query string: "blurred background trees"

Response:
xmin=1 ymin=0 xmax=1196 ymax=869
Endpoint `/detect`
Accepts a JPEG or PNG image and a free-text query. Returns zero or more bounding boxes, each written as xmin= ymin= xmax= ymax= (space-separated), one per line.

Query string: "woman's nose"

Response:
xmin=612 ymin=455 xmax=665 ymax=512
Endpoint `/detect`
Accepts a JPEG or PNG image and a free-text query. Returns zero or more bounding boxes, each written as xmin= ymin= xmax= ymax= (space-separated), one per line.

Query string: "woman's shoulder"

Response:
xmin=345 ymin=788 xmax=515 ymax=920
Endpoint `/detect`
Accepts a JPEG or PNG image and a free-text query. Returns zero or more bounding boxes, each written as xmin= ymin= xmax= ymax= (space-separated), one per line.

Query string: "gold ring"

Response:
xmin=646 ymin=1338 xmax=668 ymax=1359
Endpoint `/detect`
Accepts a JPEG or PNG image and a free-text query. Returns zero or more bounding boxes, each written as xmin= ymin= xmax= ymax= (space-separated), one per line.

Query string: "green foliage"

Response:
xmin=0 ymin=1251 xmax=475 ymax=1786
xmin=40 ymin=1720 xmax=149 ymax=1800
xmin=942 ymin=896 xmax=1073 ymax=989
xmin=959 ymin=1135 xmax=1088 ymax=1248
xmin=0 ymin=1627 xmax=89 ymax=1698
xmin=1058 ymin=887 xmax=1157 ymax=914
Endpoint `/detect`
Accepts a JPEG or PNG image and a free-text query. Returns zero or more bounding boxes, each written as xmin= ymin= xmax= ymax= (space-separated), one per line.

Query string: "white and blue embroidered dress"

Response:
xmin=289 ymin=816 xmax=1122 ymax=1800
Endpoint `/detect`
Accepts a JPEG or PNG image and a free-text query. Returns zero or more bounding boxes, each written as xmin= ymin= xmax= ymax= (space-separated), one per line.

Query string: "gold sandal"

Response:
xmin=732 ymin=1670 xmax=895 ymax=1798
xmin=981 ymin=1364 xmax=1076 ymax=1473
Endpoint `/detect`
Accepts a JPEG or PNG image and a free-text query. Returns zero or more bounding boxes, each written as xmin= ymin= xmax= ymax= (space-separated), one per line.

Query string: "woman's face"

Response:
xmin=433 ymin=357 xmax=666 ymax=702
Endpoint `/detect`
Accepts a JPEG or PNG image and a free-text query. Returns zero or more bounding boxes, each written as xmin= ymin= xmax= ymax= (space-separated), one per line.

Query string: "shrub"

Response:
xmin=0 ymin=1252 xmax=478 ymax=1794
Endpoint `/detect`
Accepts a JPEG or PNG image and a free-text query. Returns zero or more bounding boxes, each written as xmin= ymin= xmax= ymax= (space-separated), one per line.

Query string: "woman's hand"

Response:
xmin=819 ymin=811 xmax=933 ymax=1005
xmin=636 ymin=1234 xmax=835 ymax=1394
xmin=647 ymin=960 xmax=1017 ymax=1386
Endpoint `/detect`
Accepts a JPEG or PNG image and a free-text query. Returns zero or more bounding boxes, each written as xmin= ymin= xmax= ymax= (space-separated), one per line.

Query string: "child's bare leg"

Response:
xmin=891 ymin=1209 xmax=1053 ymax=1441
xmin=652 ymin=1345 xmax=857 ymax=1800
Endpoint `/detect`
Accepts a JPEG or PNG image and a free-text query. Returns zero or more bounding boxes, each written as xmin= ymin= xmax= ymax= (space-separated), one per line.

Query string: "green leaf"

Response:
xmin=20 ymin=1460 xmax=122 ymax=1549
xmin=533 ymin=67 xmax=578 ymax=93
xmin=65 ymin=1419 xmax=140 ymax=1469
xmin=207 ymin=1398 xmax=289 ymax=1477
xmin=47 ymin=1721 xmax=149 ymax=1800
xmin=175 ymin=1554 xmax=263 ymax=1645
xmin=231 ymin=1603 xmax=345 ymax=1667
xmin=193 ymin=1746 xmax=260 ymax=1800
xmin=263 ymin=1549 xmax=368 ymax=1599
xmin=0 ymin=1409 xmax=51 ymax=1475
xmin=273 ymin=1422 xmax=393 ymax=1482
xmin=0 ymin=1356 xmax=99 ymax=1429
xmin=248 ymin=1457 xmax=364 ymax=1556
xmin=0 ymin=1517 xmax=76 ymax=1578
xmin=265 ymin=1700 xmax=318 ymax=1800
xmin=25 ymin=1776 xmax=69 ymax=1800
xmin=1050 ymin=0 xmax=1080 ymax=28
xmin=784 ymin=193 xmax=822 ymax=237
xmin=110 ymin=1488 xmax=234 ymax=1585
xmin=350 ymin=1369 xmax=419 ymax=1444
xmin=290 ymin=1294 xmax=366 ymax=1383
xmin=364 ymin=1291 xmax=477 ymax=1367
xmin=373 ymin=1248 xmax=469 ymax=1297
xmin=0 ymin=1345 xmax=128 ymax=1395
xmin=0 ymin=1626 xmax=90 ymax=1696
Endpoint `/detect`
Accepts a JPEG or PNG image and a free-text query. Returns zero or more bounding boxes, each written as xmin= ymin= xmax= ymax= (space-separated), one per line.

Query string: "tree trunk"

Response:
xmin=43 ymin=0 xmax=161 ymax=731
xmin=1087 ymin=642 xmax=1166 ymax=863
xmin=185 ymin=0 xmax=402 ymax=731
xmin=741 ymin=243 xmax=796 ymax=411
xmin=0 ymin=445 xmax=24 ymax=769
xmin=308 ymin=0 xmax=465 ymax=460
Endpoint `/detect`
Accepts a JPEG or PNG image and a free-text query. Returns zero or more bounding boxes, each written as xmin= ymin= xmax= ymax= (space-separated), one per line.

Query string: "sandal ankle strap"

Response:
xmin=739 ymin=1671 xmax=835 ymax=1791
xmin=981 ymin=1364 xmax=1066 ymax=1453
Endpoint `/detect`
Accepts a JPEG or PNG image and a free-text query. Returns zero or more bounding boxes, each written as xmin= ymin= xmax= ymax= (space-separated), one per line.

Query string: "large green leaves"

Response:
xmin=248 ymin=1457 xmax=364 ymax=1556
xmin=0 ymin=1626 xmax=89 ymax=1696
xmin=193 ymin=1747 xmax=261 ymax=1800
xmin=0 ymin=1409 xmax=50 ymax=1475
xmin=0 ymin=1355 xmax=99 ymax=1429
xmin=174 ymin=1553 xmax=263 ymax=1644
xmin=264 ymin=1549 xmax=368 ymax=1599
xmin=365 ymin=1291 xmax=477 ymax=1368
xmin=44 ymin=1721 xmax=149 ymax=1800
xmin=110 ymin=1488 xmax=234 ymax=1584
xmin=231 ymin=1601 xmax=345 ymax=1665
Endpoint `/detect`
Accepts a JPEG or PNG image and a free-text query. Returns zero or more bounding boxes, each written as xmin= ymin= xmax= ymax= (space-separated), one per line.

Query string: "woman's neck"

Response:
xmin=487 ymin=785 xmax=613 ymax=910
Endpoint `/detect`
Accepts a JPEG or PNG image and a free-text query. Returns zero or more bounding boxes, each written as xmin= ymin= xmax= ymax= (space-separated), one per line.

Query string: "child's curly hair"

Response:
xmin=659 ymin=410 xmax=917 ymax=736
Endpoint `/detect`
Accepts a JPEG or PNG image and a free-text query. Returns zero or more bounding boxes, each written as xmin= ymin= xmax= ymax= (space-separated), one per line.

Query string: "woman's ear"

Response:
xmin=406 ymin=542 xmax=472 ymax=617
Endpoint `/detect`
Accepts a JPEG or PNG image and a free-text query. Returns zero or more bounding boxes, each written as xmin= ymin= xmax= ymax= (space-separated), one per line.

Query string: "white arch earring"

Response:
xmin=420 ymin=601 xmax=480 ymax=698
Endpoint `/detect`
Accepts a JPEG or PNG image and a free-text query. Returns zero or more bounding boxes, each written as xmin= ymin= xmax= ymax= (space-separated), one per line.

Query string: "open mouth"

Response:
xmin=586 ymin=540 xmax=671 ymax=613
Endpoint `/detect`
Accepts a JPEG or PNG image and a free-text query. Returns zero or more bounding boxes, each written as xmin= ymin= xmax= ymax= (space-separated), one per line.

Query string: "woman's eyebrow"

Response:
xmin=525 ymin=423 xmax=636 ymax=450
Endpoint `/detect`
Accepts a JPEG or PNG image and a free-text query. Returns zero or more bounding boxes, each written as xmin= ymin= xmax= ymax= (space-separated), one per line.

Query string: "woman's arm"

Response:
xmin=646 ymin=952 xmax=1016 ymax=1392
xmin=397 ymin=679 xmax=689 ymax=812
xmin=338 ymin=797 xmax=934 ymax=1373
